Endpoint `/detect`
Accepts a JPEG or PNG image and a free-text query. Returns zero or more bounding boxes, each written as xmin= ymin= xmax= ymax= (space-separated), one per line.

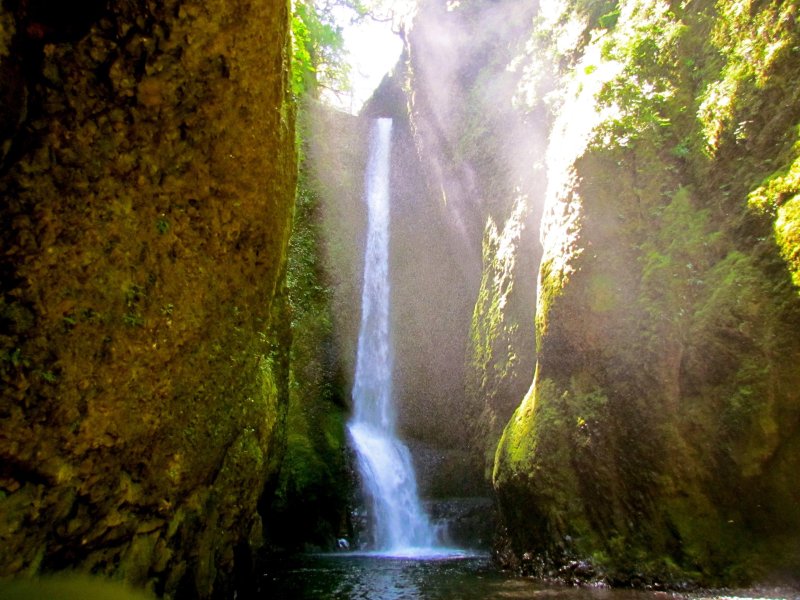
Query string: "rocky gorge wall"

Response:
xmin=263 ymin=102 xmax=364 ymax=552
xmin=392 ymin=0 xmax=800 ymax=585
xmin=490 ymin=0 xmax=800 ymax=585
xmin=0 ymin=0 xmax=295 ymax=596
xmin=14 ymin=0 xmax=800 ymax=592
xmin=309 ymin=2 xmax=544 ymax=498
xmin=303 ymin=76 xmax=489 ymax=499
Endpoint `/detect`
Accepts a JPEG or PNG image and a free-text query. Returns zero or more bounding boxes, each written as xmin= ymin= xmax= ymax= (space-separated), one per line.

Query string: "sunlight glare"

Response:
xmin=327 ymin=1 xmax=415 ymax=114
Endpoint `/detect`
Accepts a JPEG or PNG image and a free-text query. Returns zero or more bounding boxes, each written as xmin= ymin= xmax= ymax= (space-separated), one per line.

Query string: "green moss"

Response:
xmin=465 ymin=203 xmax=536 ymax=478
xmin=775 ymin=196 xmax=800 ymax=289
xmin=639 ymin=185 xmax=724 ymax=345
xmin=494 ymin=376 xmax=542 ymax=477
xmin=697 ymin=0 xmax=798 ymax=155
xmin=495 ymin=374 xmax=609 ymax=502
xmin=497 ymin=372 xmax=649 ymax=571
xmin=747 ymin=134 xmax=800 ymax=290
xmin=535 ymin=257 xmax=566 ymax=352
xmin=747 ymin=134 xmax=800 ymax=214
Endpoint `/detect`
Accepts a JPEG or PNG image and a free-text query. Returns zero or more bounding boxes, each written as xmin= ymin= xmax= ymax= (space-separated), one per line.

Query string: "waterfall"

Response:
xmin=347 ymin=118 xmax=436 ymax=554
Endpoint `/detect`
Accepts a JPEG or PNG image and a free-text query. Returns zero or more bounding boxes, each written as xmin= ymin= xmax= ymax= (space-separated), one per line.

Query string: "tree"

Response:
xmin=291 ymin=0 xmax=404 ymax=101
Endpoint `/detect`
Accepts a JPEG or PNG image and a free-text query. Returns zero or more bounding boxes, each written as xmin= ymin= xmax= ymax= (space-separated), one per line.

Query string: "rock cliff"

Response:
xmin=491 ymin=0 xmax=800 ymax=584
xmin=393 ymin=0 xmax=800 ymax=584
xmin=0 ymin=0 xmax=295 ymax=595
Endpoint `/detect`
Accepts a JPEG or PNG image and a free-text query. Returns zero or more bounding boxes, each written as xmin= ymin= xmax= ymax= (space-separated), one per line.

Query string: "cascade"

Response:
xmin=347 ymin=118 xmax=436 ymax=554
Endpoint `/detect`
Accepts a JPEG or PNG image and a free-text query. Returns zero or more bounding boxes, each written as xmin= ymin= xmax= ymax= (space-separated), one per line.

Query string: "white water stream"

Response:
xmin=347 ymin=118 xmax=440 ymax=556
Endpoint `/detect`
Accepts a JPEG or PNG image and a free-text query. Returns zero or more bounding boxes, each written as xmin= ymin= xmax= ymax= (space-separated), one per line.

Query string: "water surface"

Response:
xmin=259 ymin=553 xmax=797 ymax=600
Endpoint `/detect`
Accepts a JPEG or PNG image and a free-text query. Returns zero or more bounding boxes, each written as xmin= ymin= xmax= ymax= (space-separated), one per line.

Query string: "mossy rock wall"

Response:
xmin=493 ymin=0 xmax=800 ymax=585
xmin=302 ymin=81 xmax=485 ymax=497
xmin=0 ymin=0 xmax=295 ymax=596
xmin=265 ymin=103 xmax=355 ymax=552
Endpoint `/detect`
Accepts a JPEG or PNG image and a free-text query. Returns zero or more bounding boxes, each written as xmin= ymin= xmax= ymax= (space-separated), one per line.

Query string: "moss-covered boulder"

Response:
xmin=0 ymin=0 xmax=295 ymax=596
xmin=494 ymin=0 xmax=800 ymax=585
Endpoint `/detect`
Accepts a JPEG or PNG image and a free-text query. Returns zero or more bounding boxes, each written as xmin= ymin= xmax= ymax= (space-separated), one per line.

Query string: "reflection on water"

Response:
xmin=259 ymin=554 xmax=799 ymax=600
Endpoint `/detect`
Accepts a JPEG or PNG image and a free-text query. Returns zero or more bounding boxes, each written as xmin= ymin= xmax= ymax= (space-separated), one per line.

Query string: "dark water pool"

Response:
xmin=258 ymin=553 xmax=799 ymax=600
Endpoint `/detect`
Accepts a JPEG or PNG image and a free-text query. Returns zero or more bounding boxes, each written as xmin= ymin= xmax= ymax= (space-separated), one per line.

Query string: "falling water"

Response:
xmin=347 ymin=118 xmax=437 ymax=554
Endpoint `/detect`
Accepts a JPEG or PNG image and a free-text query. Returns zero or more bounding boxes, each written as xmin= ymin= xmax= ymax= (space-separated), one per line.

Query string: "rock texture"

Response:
xmin=0 ymin=0 xmax=295 ymax=596
xmin=307 ymin=74 xmax=487 ymax=497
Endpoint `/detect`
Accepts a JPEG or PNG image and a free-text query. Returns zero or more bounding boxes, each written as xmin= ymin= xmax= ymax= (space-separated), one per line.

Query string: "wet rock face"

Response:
xmin=0 ymin=0 xmax=295 ymax=596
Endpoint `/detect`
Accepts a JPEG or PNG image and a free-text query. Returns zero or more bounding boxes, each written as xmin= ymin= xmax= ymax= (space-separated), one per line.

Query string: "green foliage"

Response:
xmin=670 ymin=136 xmax=691 ymax=159
xmin=290 ymin=0 xmax=400 ymax=101
xmin=291 ymin=0 xmax=350 ymax=99
xmin=747 ymin=131 xmax=800 ymax=289
xmin=559 ymin=0 xmax=619 ymax=36
xmin=593 ymin=3 xmax=686 ymax=147
xmin=3 ymin=347 xmax=24 ymax=368
xmin=697 ymin=0 xmax=798 ymax=155
xmin=597 ymin=8 xmax=620 ymax=29
xmin=155 ymin=217 xmax=169 ymax=234
xmin=38 ymin=370 xmax=58 ymax=383
xmin=122 ymin=312 xmax=144 ymax=327
xmin=748 ymin=147 xmax=800 ymax=215
xmin=775 ymin=196 xmax=800 ymax=289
